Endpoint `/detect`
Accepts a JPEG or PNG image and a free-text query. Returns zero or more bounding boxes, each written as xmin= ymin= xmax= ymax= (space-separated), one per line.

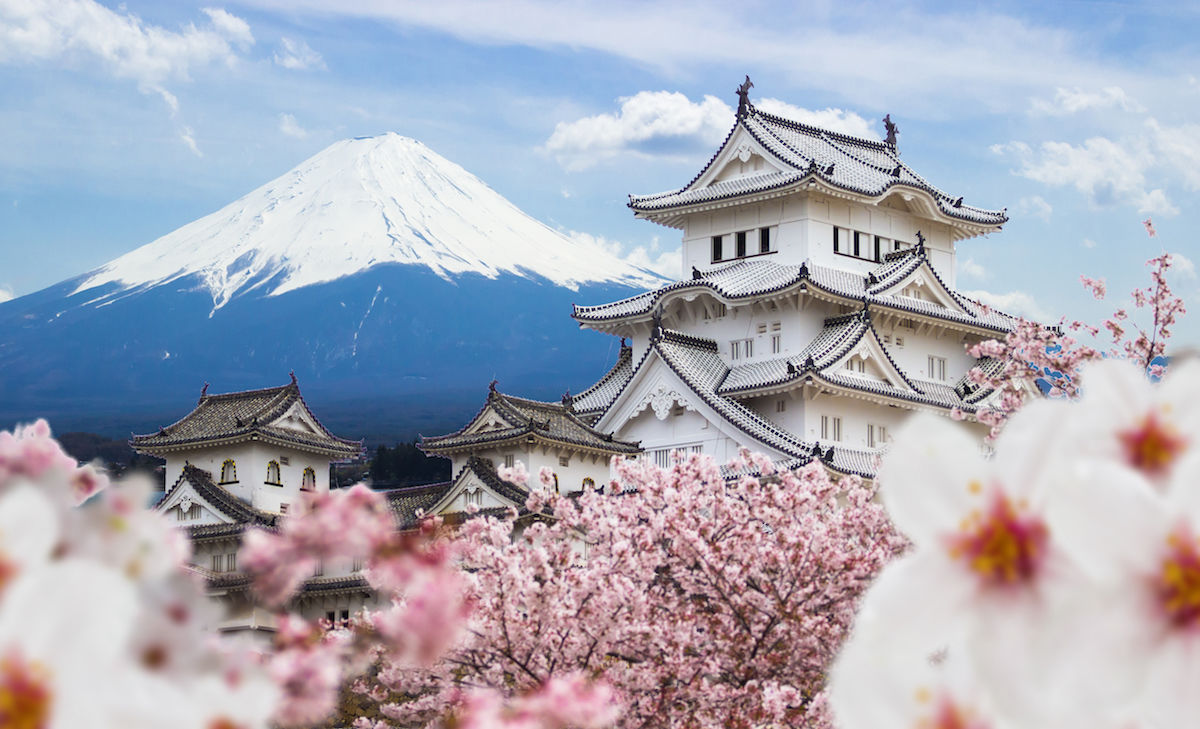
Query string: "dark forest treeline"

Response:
xmin=368 ymin=441 xmax=450 ymax=486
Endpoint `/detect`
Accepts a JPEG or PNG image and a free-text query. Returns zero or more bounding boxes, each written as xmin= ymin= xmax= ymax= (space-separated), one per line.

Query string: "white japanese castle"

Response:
xmin=132 ymin=377 xmax=381 ymax=636
xmin=425 ymin=80 xmax=1014 ymax=497
xmin=134 ymin=81 xmax=1018 ymax=636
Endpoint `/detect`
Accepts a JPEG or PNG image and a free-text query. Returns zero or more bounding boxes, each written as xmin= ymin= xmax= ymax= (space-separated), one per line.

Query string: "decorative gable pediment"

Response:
xmin=694 ymin=130 xmax=783 ymax=189
xmin=156 ymin=480 xmax=234 ymax=526
xmin=272 ymin=402 xmax=322 ymax=435
xmin=428 ymin=464 xmax=525 ymax=517
xmin=876 ymin=264 xmax=966 ymax=314
xmin=635 ymin=381 xmax=699 ymax=421
xmin=461 ymin=404 xmax=519 ymax=435
xmin=832 ymin=334 xmax=916 ymax=393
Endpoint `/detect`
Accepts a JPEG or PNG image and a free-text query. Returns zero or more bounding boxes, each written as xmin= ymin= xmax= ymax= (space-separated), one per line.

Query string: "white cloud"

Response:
xmin=1147 ymin=119 xmax=1200 ymax=191
xmin=179 ymin=126 xmax=202 ymax=157
xmin=1029 ymin=86 xmax=1143 ymax=116
xmin=752 ymin=99 xmax=878 ymax=140
xmin=1082 ymin=238 xmax=1097 ymax=249
xmin=1170 ymin=252 xmax=1197 ymax=280
xmin=1015 ymin=195 xmax=1053 ymax=222
xmin=0 ymin=286 xmax=14 ymax=304
xmin=959 ymin=258 xmax=987 ymax=280
xmin=0 ymin=1 xmax=255 ymax=100
xmin=236 ymin=1 xmax=1137 ymax=112
xmin=960 ymin=289 xmax=1051 ymax=321
xmin=570 ymin=231 xmax=680 ymax=280
xmin=994 ymin=137 xmax=1176 ymax=215
xmin=544 ymin=91 xmax=873 ymax=170
xmin=544 ymin=91 xmax=730 ymax=170
xmin=273 ymin=37 xmax=325 ymax=70
xmin=278 ymin=113 xmax=308 ymax=139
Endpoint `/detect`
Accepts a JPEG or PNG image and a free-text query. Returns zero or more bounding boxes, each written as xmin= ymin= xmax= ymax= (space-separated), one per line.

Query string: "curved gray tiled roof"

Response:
xmin=629 ymin=103 xmax=1006 ymax=227
xmin=573 ymin=252 xmax=1018 ymax=334
xmin=713 ymin=310 xmax=993 ymax=413
xmin=572 ymin=343 xmax=635 ymax=416
xmin=421 ymin=388 xmax=641 ymax=454
xmin=645 ymin=329 xmax=878 ymax=478
xmin=132 ymin=379 xmax=362 ymax=457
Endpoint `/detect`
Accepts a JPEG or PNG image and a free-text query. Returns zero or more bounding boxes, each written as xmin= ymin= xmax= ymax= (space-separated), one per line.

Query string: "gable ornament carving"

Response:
xmin=640 ymin=383 xmax=695 ymax=421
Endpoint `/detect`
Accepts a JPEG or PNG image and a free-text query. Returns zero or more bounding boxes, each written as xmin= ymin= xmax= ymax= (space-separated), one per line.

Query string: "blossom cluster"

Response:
xmin=363 ymin=450 xmax=903 ymax=729
xmin=0 ymin=420 xmax=278 ymax=728
xmin=965 ymin=220 xmax=1185 ymax=439
xmin=831 ymin=358 xmax=1200 ymax=728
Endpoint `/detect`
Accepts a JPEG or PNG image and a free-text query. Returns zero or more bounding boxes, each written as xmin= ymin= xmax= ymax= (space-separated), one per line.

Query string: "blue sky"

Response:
xmin=1 ymin=0 xmax=1197 ymax=344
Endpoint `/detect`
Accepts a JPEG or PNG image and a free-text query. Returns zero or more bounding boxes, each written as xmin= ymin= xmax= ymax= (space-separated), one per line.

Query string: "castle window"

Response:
xmin=868 ymin=424 xmax=890 ymax=448
xmin=736 ymin=231 xmax=747 ymax=258
xmin=853 ymin=231 xmax=862 ymax=257
xmin=776 ymin=400 xmax=787 ymax=413
xmin=559 ymin=456 xmax=570 ymax=467
xmin=503 ymin=454 xmax=515 ymax=468
xmin=279 ymin=456 xmax=290 ymax=466
xmin=875 ymin=235 xmax=887 ymax=262
xmin=759 ymin=227 xmax=771 ymax=254
xmin=821 ymin=415 xmax=842 ymax=441
xmin=711 ymin=235 xmax=724 ymax=262
xmin=731 ymin=338 xmax=753 ymax=360
xmin=189 ymin=504 xmax=200 ymax=519
xmin=772 ymin=334 xmax=781 ymax=354
xmin=280 ymin=503 xmax=288 ymax=514
xmin=301 ymin=467 xmax=316 ymax=492
xmin=352 ymin=558 xmax=364 ymax=572
xmin=845 ymin=359 xmax=865 ymax=373
xmin=266 ymin=460 xmax=281 ymax=485
xmin=928 ymin=356 xmax=947 ymax=381
xmin=211 ymin=555 xmax=223 ymax=572
xmin=226 ymin=553 xmax=237 ymax=572
xmin=220 ymin=459 xmax=237 ymax=484
xmin=757 ymin=323 xmax=767 ymax=334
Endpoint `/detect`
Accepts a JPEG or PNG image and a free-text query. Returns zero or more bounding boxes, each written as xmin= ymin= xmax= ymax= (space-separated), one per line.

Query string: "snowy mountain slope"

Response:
xmin=74 ymin=133 xmax=663 ymax=312
xmin=0 ymin=133 xmax=660 ymax=440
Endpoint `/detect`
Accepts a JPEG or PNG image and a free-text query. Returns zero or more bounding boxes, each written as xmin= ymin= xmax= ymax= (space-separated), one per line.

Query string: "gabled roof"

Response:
xmin=382 ymin=481 xmax=454 ymax=529
xmin=572 ymin=342 xmax=635 ymax=417
xmin=420 ymin=385 xmax=640 ymax=455
xmin=628 ymin=99 xmax=1006 ymax=230
xmin=132 ymin=377 xmax=362 ymax=458
xmin=715 ymin=310 xmax=993 ymax=413
xmin=634 ymin=328 xmax=878 ymax=479
xmin=573 ymin=251 xmax=1018 ymax=335
xmin=160 ymin=465 xmax=279 ymax=527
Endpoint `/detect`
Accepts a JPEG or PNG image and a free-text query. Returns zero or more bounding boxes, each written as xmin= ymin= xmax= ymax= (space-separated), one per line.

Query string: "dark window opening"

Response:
xmin=759 ymin=227 xmax=771 ymax=253
xmin=711 ymin=235 xmax=723 ymax=262
xmin=736 ymin=231 xmax=747 ymax=258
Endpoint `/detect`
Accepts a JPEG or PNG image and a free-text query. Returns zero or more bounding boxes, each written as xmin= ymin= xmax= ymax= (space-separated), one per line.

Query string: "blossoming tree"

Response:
xmin=351 ymin=454 xmax=903 ymax=729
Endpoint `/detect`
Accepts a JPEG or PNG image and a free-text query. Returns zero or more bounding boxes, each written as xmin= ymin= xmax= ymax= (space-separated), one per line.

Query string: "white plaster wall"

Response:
xmin=678 ymin=192 xmax=958 ymax=285
xmin=617 ymin=407 xmax=743 ymax=464
xmin=165 ymin=441 xmax=332 ymax=514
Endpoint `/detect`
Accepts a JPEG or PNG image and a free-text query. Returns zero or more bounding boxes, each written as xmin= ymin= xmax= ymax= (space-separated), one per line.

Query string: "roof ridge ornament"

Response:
xmin=289 ymin=370 xmax=297 ymax=386
xmin=915 ymin=230 xmax=926 ymax=249
xmin=199 ymin=382 xmax=209 ymax=400
xmin=736 ymin=75 xmax=754 ymax=118
xmin=883 ymin=114 xmax=898 ymax=150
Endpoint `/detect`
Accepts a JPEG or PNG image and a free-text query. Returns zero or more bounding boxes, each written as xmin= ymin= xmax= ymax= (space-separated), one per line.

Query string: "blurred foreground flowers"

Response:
xmin=0 ymin=420 xmax=278 ymax=728
xmin=831 ymin=357 xmax=1200 ymax=729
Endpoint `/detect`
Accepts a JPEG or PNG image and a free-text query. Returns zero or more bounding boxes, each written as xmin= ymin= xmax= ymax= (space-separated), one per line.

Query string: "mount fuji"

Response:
xmin=0 ymin=134 xmax=665 ymax=441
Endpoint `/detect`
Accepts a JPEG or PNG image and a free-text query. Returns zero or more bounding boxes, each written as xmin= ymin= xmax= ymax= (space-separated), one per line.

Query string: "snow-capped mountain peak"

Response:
xmin=75 ymin=133 xmax=663 ymax=311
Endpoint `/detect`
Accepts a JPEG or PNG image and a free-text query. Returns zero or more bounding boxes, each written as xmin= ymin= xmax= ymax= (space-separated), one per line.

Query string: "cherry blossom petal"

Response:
xmin=878 ymin=414 xmax=990 ymax=544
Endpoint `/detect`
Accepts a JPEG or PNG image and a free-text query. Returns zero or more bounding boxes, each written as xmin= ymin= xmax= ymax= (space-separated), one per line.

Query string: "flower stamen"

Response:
xmin=1158 ymin=529 xmax=1200 ymax=629
xmin=948 ymin=492 xmax=1046 ymax=585
xmin=0 ymin=651 xmax=52 ymax=729
xmin=1119 ymin=411 xmax=1186 ymax=479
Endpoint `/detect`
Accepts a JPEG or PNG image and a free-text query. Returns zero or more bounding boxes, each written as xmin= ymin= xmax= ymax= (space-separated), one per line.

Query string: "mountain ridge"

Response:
xmin=0 ymin=134 xmax=659 ymax=438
